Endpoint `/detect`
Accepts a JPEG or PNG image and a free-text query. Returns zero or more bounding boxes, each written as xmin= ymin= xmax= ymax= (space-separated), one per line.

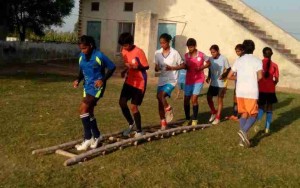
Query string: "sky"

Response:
xmin=56 ymin=0 xmax=300 ymax=40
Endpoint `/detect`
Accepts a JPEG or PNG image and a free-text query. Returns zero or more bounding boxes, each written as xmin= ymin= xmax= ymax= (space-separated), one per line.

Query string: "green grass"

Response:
xmin=1 ymin=73 xmax=300 ymax=187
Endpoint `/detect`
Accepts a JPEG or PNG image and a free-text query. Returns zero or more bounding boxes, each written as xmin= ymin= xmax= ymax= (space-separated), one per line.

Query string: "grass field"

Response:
xmin=0 ymin=72 xmax=300 ymax=187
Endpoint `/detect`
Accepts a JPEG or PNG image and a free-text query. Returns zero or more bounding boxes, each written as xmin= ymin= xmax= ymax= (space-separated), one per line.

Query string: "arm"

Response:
xmin=73 ymin=68 xmax=83 ymax=88
xmin=206 ymin=68 xmax=211 ymax=83
xmin=166 ymin=63 xmax=186 ymax=71
xmin=220 ymin=67 xmax=231 ymax=80
xmin=199 ymin=60 xmax=211 ymax=71
xmin=257 ymin=70 xmax=263 ymax=81
xmin=101 ymin=54 xmax=116 ymax=82
xmin=227 ymin=70 xmax=236 ymax=80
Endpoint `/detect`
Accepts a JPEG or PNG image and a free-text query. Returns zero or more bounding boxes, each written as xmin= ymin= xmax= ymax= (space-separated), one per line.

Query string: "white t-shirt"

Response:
xmin=231 ymin=54 xmax=262 ymax=99
xmin=209 ymin=54 xmax=230 ymax=87
xmin=155 ymin=48 xmax=183 ymax=86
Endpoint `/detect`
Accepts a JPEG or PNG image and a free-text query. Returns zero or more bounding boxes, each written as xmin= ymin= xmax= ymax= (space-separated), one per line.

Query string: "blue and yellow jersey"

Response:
xmin=79 ymin=49 xmax=116 ymax=98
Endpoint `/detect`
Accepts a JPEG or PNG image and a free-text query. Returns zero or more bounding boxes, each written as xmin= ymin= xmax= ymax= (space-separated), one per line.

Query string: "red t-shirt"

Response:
xmin=258 ymin=58 xmax=279 ymax=93
xmin=121 ymin=46 xmax=148 ymax=91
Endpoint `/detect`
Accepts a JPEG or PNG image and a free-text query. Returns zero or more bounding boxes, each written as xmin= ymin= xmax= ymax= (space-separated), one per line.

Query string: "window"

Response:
xmin=124 ymin=2 xmax=133 ymax=12
xmin=91 ymin=2 xmax=99 ymax=11
xmin=117 ymin=22 xmax=135 ymax=52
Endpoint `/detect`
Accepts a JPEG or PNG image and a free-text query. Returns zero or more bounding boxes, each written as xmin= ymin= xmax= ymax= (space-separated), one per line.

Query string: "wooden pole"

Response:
xmin=64 ymin=124 xmax=211 ymax=166
xmin=55 ymin=149 xmax=78 ymax=158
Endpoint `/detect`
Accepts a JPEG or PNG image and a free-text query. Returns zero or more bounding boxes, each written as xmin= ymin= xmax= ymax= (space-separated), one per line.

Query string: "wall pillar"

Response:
xmin=134 ymin=11 xmax=158 ymax=76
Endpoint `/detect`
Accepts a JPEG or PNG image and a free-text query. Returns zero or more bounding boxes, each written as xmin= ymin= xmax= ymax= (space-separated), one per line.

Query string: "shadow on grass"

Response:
xmin=251 ymin=99 xmax=299 ymax=147
xmin=0 ymin=72 xmax=75 ymax=83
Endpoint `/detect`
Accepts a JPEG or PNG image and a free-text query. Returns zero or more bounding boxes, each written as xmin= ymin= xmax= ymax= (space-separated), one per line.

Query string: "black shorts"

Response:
xmin=258 ymin=92 xmax=278 ymax=105
xmin=207 ymin=86 xmax=226 ymax=97
xmin=120 ymin=83 xmax=145 ymax=106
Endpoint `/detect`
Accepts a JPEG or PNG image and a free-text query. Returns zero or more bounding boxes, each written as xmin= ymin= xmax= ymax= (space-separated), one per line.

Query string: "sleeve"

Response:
xmin=203 ymin=53 xmax=210 ymax=62
xmin=274 ymin=63 xmax=279 ymax=79
xmin=154 ymin=51 xmax=159 ymax=65
xmin=100 ymin=53 xmax=116 ymax=70
xmin=77 ymin=68 xmax=84 ymax=83
xmin=224 ymin=57 xmax=230 ymax=69
xmin=137 ymin=49 xmax=149 ymax=67
xmin=175 ymin=51 xmax=183 ymax=65
xmin=256 ymin=60 xmax=263 ymax=72
xmin=231 ymin=61 xmax=238 ymax=72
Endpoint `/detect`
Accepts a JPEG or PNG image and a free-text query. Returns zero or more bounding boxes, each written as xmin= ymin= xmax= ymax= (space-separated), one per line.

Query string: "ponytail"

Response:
xmin=262 ymin=47 xmax=273 ymax=78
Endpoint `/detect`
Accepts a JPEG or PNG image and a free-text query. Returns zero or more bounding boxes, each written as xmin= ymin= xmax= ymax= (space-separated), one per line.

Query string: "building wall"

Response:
xmin=81 ymin=0 xmax=300 ymax=89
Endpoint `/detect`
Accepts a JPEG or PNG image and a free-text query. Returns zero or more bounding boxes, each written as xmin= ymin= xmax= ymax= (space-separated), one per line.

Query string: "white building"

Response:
xmin=78 ymin=0 xmax=300 ymax=89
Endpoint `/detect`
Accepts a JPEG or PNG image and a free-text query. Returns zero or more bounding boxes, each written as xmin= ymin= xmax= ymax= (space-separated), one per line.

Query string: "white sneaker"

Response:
xmin=237 ymin=130 xmax=250 ymax=148
xmin=134 ymin=131 xmax=144 ymax=138
xmin=90 ymin=135 xmax=103 ymax=149
xmin=75 ymin=139 xmax=93 ymax=151
xmin=239 ymin=140 xmax=244 ymax=147
xmin=123 ymin=122 xmax=135 ymax=137
xmin=165 ymin=107 xmax=174 ymax=123
xmin=212 ymin=118 xmax=220 ymax=125
xmin=209 ymin=114 xmax=216 ymax=122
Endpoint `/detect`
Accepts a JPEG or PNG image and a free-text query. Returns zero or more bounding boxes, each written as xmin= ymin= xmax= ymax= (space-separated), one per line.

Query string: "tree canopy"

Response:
xmin=8 ymin=0 xmax=74 ymax=41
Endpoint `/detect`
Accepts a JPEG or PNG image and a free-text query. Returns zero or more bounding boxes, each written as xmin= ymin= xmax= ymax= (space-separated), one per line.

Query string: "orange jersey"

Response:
xmin=121 ymin=46 xmax=149 ymax=91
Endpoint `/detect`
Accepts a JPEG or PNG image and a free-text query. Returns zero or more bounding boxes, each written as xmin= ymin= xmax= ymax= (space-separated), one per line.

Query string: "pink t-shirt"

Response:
xmin=184 ymin=51 xmax=209 ymax=85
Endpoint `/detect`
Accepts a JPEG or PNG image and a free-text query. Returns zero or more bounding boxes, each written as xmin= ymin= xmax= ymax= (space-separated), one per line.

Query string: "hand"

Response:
xmin=206 ymin=78 xmax=210 ymax=84
xmin=73 ymin=80 xmax=79 ymax=88
xmin=94 ymin=79 xmax=103 ymax=88
xmin=121 ymin=69 xmax=127 ymax=78
xmin=166 ymin=65 xmax=174 ymax=71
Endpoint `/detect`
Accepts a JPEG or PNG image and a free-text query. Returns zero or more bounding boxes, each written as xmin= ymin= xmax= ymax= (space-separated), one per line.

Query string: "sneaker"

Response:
xmin=165 ymin=106 xmax=174 ymax=123
xmin=265 ymin=128 xmax=270 ymax=134
xmin=134 ymin=131 xmax=144 ymax=138
xmin=212 ymin=118 xmax=220 ymax=125
xmin=75 ymin=139 xmax=93 ymax=151
xmin=182 ymin=120 xmax=191 ymax=126
xmin=90 ymin=135 xmax=103 ymax=149
xmin=191 ymin=120 xmax=198 ymax=126
xmin=209 ymin=114 xmax=216 ymax=122
xmin=239 ymin=140 xmax=244 ymax=147
xmin=123 ymin=122 xmax=135 ymax=137
xmin=237 ymin=130 xmax=250 ymax=148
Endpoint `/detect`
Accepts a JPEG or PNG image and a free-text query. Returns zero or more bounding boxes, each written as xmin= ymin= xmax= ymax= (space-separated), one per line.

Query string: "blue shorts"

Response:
xmin=157 ymin=84 xmax=175 ymax=97
xmin=184 ymin=83 xmax=204 ymax=96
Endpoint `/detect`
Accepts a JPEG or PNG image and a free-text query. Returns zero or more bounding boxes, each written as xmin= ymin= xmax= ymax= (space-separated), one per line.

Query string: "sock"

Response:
xmin=257 ymin=108 xmax=264 ymax=121
xmin=216 ymin=114 xmax=221 ymax=120
xmin=192 ymin=105 xmax=198 ymax=120
xmin=133 ymin=112 xmax=142 ymax=132
xmin=243 ymin=117 xmax=257 ymax=133
xmin=184 ymin=104 xmax=190 ymax=120
xmin=265 ymin=111 xmax=273 ymax=130
xmin=233 ymin=103 xmax=238 ymax=116
xmin=80 ymin=113 xmax=92 ymax=140
xmin=239 ymin=118 xmax=247 ymax=131
xmin=208 ymin=100 xmax=217 ymax=114
xmin=165 ymin=105 xmax=171 ymax=111
xmin=90 ymin=116 xmax=100 ymax=138
xmin=161 ymin=119 xmax=167 ymax=126
xmin=121 ymin=106 xmax=134 ymax=125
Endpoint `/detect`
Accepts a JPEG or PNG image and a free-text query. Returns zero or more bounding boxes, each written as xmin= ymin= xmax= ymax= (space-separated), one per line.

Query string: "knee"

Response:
xmin=79 ymin=103 xmax=89 ymax=114
xmin=130 ymin=104 xmax=138 ymax=113
xmin=157 ymin=93 xmax=163 ymax=101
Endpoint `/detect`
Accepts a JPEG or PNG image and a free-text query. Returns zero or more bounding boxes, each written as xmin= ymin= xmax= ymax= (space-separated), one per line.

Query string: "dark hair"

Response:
xmin=159 ymin=33 xmax=172 ymax=43
xmin=210 ymin=44 xmax=219 ymax=51
xmin=262 ymin=47 xmax=273 ymax=78
xmin=242 ymin=40 xmax=255 ymax=54
xmin=186 ymin=38 xmax=197 ymax=46
xmin=118 ymin=32 xmax=134 ymax=45
xmin=79 ymin=35 xmax=96 ymax=50
xmin=235 ymin=44 xmax=244 ymax=51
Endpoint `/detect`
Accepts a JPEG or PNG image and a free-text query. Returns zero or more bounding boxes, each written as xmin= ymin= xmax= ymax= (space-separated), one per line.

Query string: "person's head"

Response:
xmin=263 ymin=47 xmax=273 ymax=78
xmin=186 ymin=38 xmax=197 ymax=53
xmin=235 ymin=44 xmax=244 ymax=57
xmin=159 ymin=33 xmax=172 ymax=50
xmin=118 ymin=32 xmax=134 ymax=51
xmin=210 ymin=44 xmax=220 ymax=59
xmin=263 ymin=47 xmax=273 ymax=59
xmin=242 ymin=40 xmax=255 ymax=54
xmin=78 ymin=35 xmax=96 ymax=55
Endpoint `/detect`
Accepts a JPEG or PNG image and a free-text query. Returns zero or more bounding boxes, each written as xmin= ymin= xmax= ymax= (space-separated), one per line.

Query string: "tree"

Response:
xmin=8 ymin=0 xmax=74 ymax=42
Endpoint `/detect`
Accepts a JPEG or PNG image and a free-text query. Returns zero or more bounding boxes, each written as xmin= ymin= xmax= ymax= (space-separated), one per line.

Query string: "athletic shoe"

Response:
xmin=237 ymin=130 xmax=250 ymax=148
xmin=191 ymin=120 xmax=198 ymax=126
xmin=265 ymin=128 xmax=270 ymax=134
xmin=182 ymin=120 xmax=191 ymax=126
xmin=122 ymin=122 xmax=135 ymax=137
xmin=239 ymin=140 xmax=244 ymax=147
xmin=90 ymin=135 xmax=103 ymax=149
xmin=165 ymin=106 xmax=174 ymax=123
xmin=209 ymin=114 xmax=216 ymax=122
xmin=161 ymin=119 xmax=167 ymax=130
xmin=212 ymin=118 xmax=220 ymax=125
xmin=75 ymin=139 xmax=93 ymax=151
xmin=134 ymin=131 xmax=144 ymax=138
